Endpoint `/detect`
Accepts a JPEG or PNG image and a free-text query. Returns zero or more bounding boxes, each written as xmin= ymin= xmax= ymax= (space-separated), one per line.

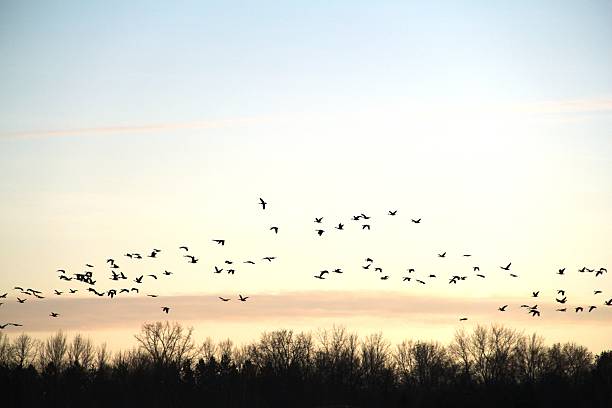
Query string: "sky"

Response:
xmin=1 ymin=1 xmax=611 ymax=352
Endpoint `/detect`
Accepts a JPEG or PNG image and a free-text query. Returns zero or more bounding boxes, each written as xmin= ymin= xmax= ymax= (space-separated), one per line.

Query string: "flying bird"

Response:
xmin=238 ymin=295 xmax=249 ymax=302
xmin=558 ymin=268 xmax=565 ymax=275
xmin=362 ymin=224 xmax=371 ymax=230
xmin=388 ymin=210 xmax=397 ymax=216
xmin=498 ymin=305 xmax=508 ymax=311
xmin=532 ymin=291 xmax=539 ymax=298
xmin=335 ymin=223 xmax=344 ymax=230
xmin=411 ymin=218 xmax=421 ymax=224
xmin=314 ymin=217 xmax=323 ymax=223
xmin=529 ymin=309 xmax=541 ymax=317
xmin=316 ymin=229 xmax=325 ymax=236
xmin=179 ymin=246 xmax=189 ymax=251
xmin=213 ymin=239 xmax=225 ymax=246
xmin=459 ymin=318 xmax=468 ymax=321
xmin=262 ymin=257 xmax=276 ymax=262
xmin=161 ymin=307 xmax=170 ymax=314
xmin=588 ymin=305 xmax=597 ymax=312
xmin=259 ymin=198 xmax=267 ymax=210
xmin=270 ymin=226 xmax=279 ymax=234
xmin=49 ymin=313 xmax=59 ymax=318
xmin=500 ymin=263 xmax=511 ymax=271
xmin=438 ymin=252 xmax=446 ymax=258
xmin=219 ymin=297 xmax=230 ymax=302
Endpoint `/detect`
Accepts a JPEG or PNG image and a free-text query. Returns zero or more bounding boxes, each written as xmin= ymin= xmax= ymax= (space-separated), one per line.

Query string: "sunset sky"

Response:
xmin=1 ymin=1 xmax=611 ymax=352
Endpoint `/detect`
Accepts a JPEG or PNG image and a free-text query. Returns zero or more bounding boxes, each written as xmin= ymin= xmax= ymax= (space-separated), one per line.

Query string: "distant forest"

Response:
xmin=0 ymin=322 xmax=610 ymax=407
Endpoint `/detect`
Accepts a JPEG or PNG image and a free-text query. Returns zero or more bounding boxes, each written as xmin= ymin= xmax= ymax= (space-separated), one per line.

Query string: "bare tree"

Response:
xmin=39 ymin=331 xmax=68 ymax=370
xmin=515 ymin=333 xmax=546 ymax=383
xmin=134 ymin=321 xmax=199 ymax=367
xmin=68 ymin=334 xmax=95 ymax=369
xmin=0 ymin=331 xmax=13 ymax=366
xmin=12 ymin=333 xmax=38 ymax=368
xmin=96 ymin=342 xmax=109 ymax=370
xmin=360 ymin=332 xmax=391 ymax=382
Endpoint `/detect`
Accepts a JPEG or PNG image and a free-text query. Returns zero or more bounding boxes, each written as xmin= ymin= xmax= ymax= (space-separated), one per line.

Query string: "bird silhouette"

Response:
xmin=500 ymin=263 xmax=511 ymax=271
xmin=380 ymin=276 xmax=389 ymax=280
xmin=575 ymin=307 xmax=584 ymax=313
xmin=388 ymin=210 xmax=397 ymax=216
xmin=50 ymin=312 xmax=59 ymax=318
xmin=498 ymin=305 xmax=508 ymax=311
xmin=556 ymin=308 xmax=567 ymax=312
xmin=214 ymin=266 xmax=223 ymax=274
xmin=219 ymin=297 xmax=230 ymax=302
xmin=163 ymin=270 xmax=172 ymax=276
xmin=532 ymin=291 xmax=539 ymax=297
xmin=227 ymin=269 xmax=235 ymax=275
xmin=316 ymin=270 xmax=329 ymax=279
xmin=411 ymin=218 xmax=421 ymax=224
xmin=335 ymin=223 xmax=344 ymax=230
xmin=259 ymin=198 xmax=267 ymax=209
xmin=147 ymin=274 xmax=157 ymax=280
xmin=148 ymin=251 xmax=158 ymax=258
xmin=69 ymin=289 xmax=77 ymax=294
xmin=179 ymin=246 xmax=189 ymax=251
xmin=416 ymin=279 xmax=426 ymax=285
xmin=375 ymin=267 xmax=383 ymax=273
xmin=509 ymin=273 xmax=518 ymax=278
xmin=0 ymin=293 xmax=6 ymax=298
xmin=473 ymin=266 xmax=480 ymax=271
xmin=17 ymin=298 xmax=26 ymax=303
xmin=556 ymin=297 xmax=567 ymax=304
xmin=588 ymin=305 xmax=597 ymax=312
xmin=402 ymin=277 xmax=411 ymax=281
xmin=134 ymin=276 xmax=143 ymax=283
xmin=362 ymin=264 xmax=371 ymax=270
xmin=225 ymin=260 xmax=233 ymax=264
xmin=262 ymin=257 xmax=276 ymax=262
xmin=438 ymin=252 xmax=446 ymax=258
xmin=476 ymin=274 xmax=486 ymax=278
xmin=459 ymin=317 xmax=468 ymax=321
xmin=362 ymin=224 xmax=371 ymax=230
xmin=316 ymin=229 xmax=325 ymax=236
xmin=238 ymin=295 xmax=249 ymax=301
xmin=147 ymin=294 xmax=158 ymax=298
xmin=529 ymin=309 xmax=541 ymax=317
xmin=558 ymin=268 xmax=565 ymax=275
xmin=85 ymin=264 xmax=94 ymax=268
xmin=332 ymin=268 xmax=343 ymax=273
xmin=57 ymin=269 xmax=66 ymax=274
xmin=594 ymin=290 xmax=602 ymax=295
xmin=604 ymin=299 xmax=612 ymax=306
xmin=557 ymin=289 xmax=565 ymax=296
xmin=270 ymin=226 xmax=279 ymax=234
xmin=213 ymin=239 xmax=225 ymax=246
xmin=314 ymin=217 xmax=323 ymax=223
xmin=244 ymin=260 xmax=256 ymax=264
xmin=161 ymin=307 xmax=170 ymax=314
xmin=184 ymin=255 xmax=198 ymax=263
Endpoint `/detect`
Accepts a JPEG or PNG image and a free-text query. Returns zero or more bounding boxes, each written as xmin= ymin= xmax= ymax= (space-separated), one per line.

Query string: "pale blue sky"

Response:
xmin=1 ymin=1 xmax=611 ymax=351
xmin=1 ymin=1 xmax=612 ymax=132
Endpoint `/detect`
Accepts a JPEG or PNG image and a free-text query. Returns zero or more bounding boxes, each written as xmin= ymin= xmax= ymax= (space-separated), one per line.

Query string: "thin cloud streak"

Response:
xmin=2 ymin=97 xmax=611 ymax=140
xmin=3 ymin=290 xmax=610 ymax=332
xmin=0 ymin=116 xmax=275 ymax=140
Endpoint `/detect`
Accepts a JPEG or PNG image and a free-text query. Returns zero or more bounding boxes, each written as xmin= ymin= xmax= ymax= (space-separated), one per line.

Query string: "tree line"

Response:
xmin=0 ymin=322 xmax=610 ymax=407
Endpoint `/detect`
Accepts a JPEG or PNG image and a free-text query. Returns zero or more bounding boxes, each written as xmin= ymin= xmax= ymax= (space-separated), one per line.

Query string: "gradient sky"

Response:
xmin=1 ymin=1 xmax=611 ymax=352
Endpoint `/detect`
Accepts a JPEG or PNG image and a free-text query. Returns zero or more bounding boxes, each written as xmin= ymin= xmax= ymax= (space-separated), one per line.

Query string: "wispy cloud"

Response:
xmin=0 ymin=116 xmax=274 ymax=140
xmin=2 ymin=97 xmax=611 ymax=140
xmin=2 ymin=290 xmax=610 ymax=332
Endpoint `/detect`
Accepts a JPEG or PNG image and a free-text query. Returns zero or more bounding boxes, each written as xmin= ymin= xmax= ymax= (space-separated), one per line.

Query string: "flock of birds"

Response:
xmin=1 ymin=197 xmax=611 ymax=329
